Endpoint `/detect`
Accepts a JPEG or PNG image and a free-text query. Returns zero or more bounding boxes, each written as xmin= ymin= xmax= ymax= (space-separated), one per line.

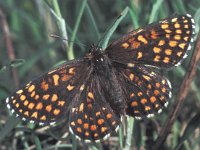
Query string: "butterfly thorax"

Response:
xmin=84 ymin=46 xmax=111 ymax=75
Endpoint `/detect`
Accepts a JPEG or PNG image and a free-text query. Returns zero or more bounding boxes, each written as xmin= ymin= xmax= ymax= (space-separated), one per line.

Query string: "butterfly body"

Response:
xmin=6 ymin=14 xmax=195 ymax=142
xmin=85 ymin=46 xmax=127 ymax=114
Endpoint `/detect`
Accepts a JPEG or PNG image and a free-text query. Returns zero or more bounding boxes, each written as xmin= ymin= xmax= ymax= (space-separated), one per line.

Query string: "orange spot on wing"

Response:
xmin=71 ymin=121 xmax=75 ymax=126
xmin=131 ymin=41 xmax=141 ymax=49
xmin=31 ymin=112 xmax=38 ymax=118
xmin=137 ymin=52 xmax=143 ymax=59
xmin=58 ymin=101 xmax=65 ymax=106
xmin=53 ymin=109 xmax=60 ymax=115
xmin=43 ymin=94 xmax=50 ymax=100
xmin=46 ymin=105 xmax=52 ymax=112
xmin=169 ymin=41 xmax=178 ymax=47
xmin=141 ymin=98 xmax=147 ymax=104
xmin=155 ymin=82 xmax=161 ymax=88
xmin=162 ymin=88 xmax=166 ymax=93
xmin=154 ymin=55 xmax=160 ymax=62
xmin=129 ymin=73 xmax=134 ymax=81
xmin=179 ymin=43 xmax=186 ymax=49
xmin=35 ymin=95 xmax=40 ymax=100
xmin=90 ymin=125 xmax=97 ymax=131
xmin=154 ymin=90 xmax=159 ymax=95
xmin=51 ymin=94 xmax=58 ymax=102
xmin=24 ymin=111 xmax=29 ymax=116
xmin=131 ymin=101 xmax=138 ymax=107
xmin=69 ymin=67 xmax=75 ymax=74
xmin=138 ymin=35 xmax=148 ymax=44
xmin=41 ymin=81 xmax=49 ymax=91
xmin=153 ymin=47 xmax=161 ymax=53
xmin=137 ymin=92 xmax=143 ymax=96
xmin=85 ymin=131 xmax=89 ymax=136
xmin=184 ymin=24 xmax=189 ymax=28
xmin=77 ymin=119 xmax=82 ymax=124
xmin=16 ymin=90 xmax=23 ymax=94
xmin=79 ymin=103 xmax=84 ymax=112
xmin=83 ymin=123 xmax=89 ymax=129
xmin=151 ymin=30 xmax=158 ymax=39
xmin=98 ymin=119 xmax=104 ymax=125
xmin=88 ymin=92 xmax=94 ymax=99
xmin=184 ymin=37 xmax=189 ymax=41
xmin=106 ymin=114 xmax=112 ymax=119
xmin=20 ymin=95 xmax=26 ymax=101
xmin=40 ymin=115 xmax=46 ymax=121
xmin=66 ymin=84 xmax=74 ymax=91
xmin=15 ymin=103 xmax=20 ymax=108
xmin=176 ymin=29 xmax=182 ymax=34
xmin=24 ymin=100 xmax=29 ymax=106
xmin=101 ymin=127 xmax=108 ymax=133
xmin=28 ymin=85 xmax=35 ymax=93
xmin=30 ymin=91 xmax=35 ymax=98
xmin=171 ymin=18 xmax=178 ymax=22
xmin=145 ymin=106 xmax=151 ymax=111
xmin=143 ymin=75 xmax=150 ymax=81
xmin=177 ymin=51 xmax=183 ymax=57
xmin=96 ymin=111 xmax=101 ymax=116
xmin=77 ymin=127 xmax=82 ymax=133
xmin=28 ymin=102 xmax=35 ymax=110
xmin=161 ymin=24 xmax=169 ymax=29
xmin=163 ymin=57 xmax=170 ymax=63
xmin=36 ymin=102 xmax=43 ymax=110
xmin=158 ymin=40 xmax=165 ymax=46
xmin=150 ymin=96 xmax=156 ymax=103
xmin=52 ymin=74 xmax=60 ymax=86
xmin=165 ymin=49 xmax=172 ymax=55
xmin=121 ymin=42 xmax=129 ymax=49
xmin=174 ymin=35 xmax=181 ymax=40
xmin=174 ymin=23 xmax=180 ymax=28
xmin=61 ymin=74 xmax=72 ymax=81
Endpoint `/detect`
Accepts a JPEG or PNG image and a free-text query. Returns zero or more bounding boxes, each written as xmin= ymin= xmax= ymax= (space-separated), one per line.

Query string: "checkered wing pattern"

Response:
xmin=69 ymin=75 xmax=120 ymax=142
xmin=6 ymin=60 xmax=90 ymax=125
xmin=106 ymin=14 xmax=195 ymax=68
xmin=116 ymin=64 xmax=171 ymax=119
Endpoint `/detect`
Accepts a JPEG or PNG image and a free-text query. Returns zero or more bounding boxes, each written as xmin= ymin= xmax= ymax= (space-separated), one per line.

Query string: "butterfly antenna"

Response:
xmin=50 ymin=34 xmax=87 ymax=47
xmin=97 ymin=14 xmax=122 ymax=47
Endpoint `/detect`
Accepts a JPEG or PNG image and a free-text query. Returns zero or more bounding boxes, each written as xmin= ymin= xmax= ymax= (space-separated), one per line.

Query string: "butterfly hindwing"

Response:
xmin=69 ymin=74 xmax=121 ymax=142
xmin=106 ymin=14 xmax=195 ymax=68
xmin=6 ymin=60 xmax=90 ymax=125
xmin=116 ymin=64 xmax=171 ymax=119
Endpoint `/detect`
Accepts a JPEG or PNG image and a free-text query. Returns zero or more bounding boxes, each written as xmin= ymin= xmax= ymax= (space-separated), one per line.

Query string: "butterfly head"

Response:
xmin=85 ymin=45 xmax=104 ymax=62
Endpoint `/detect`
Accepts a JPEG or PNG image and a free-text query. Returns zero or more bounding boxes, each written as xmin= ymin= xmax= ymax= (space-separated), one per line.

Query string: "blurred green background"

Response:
xmin=0 ymin=0 xmax=200 ymax=149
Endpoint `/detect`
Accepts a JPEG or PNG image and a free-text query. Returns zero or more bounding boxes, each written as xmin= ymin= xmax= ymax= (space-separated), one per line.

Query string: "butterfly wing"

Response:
xmin=6 ymin=60 xmax=91 ymax=125
xmin=116 ymin=64 xmax=171 ymax=119
xmin=106 ymin=14 xmax=195 ymax=68
xmin=69 ymin=74 xmax=121 ymax=142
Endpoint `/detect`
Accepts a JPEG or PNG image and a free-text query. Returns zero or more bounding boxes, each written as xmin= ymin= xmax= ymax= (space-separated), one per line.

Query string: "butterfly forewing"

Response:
xmin=106 ymin=14 xmax=195 ymax=68
xmin=116 ymin=64 xmax=172 ymax=119
xmin=69 ymin=74 xmax=120 ymax=142
xmin=6 ymin=60 xmax=90 ymax=125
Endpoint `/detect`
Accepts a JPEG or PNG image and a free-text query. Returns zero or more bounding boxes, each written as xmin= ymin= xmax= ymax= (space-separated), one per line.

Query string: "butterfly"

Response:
xmin=6 ymin=14 xmax=195 ymax=143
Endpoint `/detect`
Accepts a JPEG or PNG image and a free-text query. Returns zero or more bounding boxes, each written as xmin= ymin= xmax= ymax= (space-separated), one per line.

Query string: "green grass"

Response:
xmin=0 ymin=0 xmax=200 ymax=149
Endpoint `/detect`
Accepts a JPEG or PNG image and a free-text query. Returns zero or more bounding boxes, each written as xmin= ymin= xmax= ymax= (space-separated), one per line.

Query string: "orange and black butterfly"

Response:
xmin=6 ymin=14 xmax=195 ymax=142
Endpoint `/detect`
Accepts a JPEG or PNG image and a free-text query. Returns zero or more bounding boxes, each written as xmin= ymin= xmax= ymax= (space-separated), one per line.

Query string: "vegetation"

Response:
xmin=0 ymin=0 xmax=200 ymax=149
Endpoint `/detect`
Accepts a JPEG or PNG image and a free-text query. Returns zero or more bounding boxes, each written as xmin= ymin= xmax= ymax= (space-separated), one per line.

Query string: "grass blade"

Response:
xmin=100 ymin=7 xmax=129 ymax=49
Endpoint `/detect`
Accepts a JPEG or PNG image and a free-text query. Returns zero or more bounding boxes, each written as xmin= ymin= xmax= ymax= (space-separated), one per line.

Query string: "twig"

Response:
xmin=153 ymin=32 xmax=200 ymax=149
xmin=0 ymin=9 xmax=19 ymax=88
